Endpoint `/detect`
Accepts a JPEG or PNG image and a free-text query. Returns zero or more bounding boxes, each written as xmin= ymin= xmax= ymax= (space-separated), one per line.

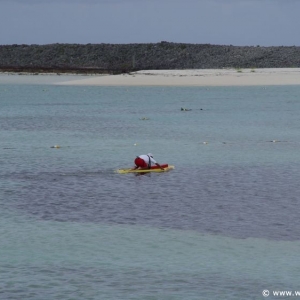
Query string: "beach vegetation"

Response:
xmin=58 ymin=46 xmax=66 ymax=55
xmin=1 ymin=43 xmax=300 ymax=74
xmin=120 ymin=63 xmax=132 ymax=73
xmin=35 ymin=48 xmax=44 ymax=54
xmin=159 ymin=41 xmax=174 ymax=50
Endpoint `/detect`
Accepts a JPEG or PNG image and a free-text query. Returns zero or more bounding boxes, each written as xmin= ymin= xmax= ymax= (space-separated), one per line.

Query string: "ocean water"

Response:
xmin=1 ymin=79 xmax=300 ymax=299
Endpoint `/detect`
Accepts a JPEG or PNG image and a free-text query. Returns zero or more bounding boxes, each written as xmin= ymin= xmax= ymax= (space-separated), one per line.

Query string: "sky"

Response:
xmin=0 ymin=0 xmax=299 ymax=46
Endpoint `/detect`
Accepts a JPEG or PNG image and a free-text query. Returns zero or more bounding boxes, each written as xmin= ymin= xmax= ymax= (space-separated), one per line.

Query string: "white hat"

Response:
xmin=147 ymin=153 xmax=153 ymax=157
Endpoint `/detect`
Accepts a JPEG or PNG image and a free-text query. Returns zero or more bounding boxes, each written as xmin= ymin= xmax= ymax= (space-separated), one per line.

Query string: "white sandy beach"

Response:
xmin=56 ymin=68 xmax=300 ymax=87
xmin=1 ymin=68 xmax=300 ymax=86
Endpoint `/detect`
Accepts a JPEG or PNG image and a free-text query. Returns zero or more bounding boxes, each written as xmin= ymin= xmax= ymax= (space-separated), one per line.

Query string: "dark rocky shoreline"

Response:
xmin=1 ymin=42 xmax=300 ymax=74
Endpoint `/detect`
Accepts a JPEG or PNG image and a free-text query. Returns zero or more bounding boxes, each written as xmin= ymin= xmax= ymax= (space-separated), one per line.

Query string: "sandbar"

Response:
xmin=57 ymin=68 xmax=300 ymax=87
xmin=1 ymin=68 xmax=300 ymax=87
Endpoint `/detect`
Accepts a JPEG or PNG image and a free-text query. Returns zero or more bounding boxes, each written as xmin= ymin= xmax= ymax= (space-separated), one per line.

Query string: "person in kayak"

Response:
xmin=132 ymin=153 xmax=164 ymax=170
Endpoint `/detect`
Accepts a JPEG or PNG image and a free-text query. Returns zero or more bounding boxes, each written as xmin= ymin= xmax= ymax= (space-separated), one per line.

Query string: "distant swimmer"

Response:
xmin=132 ymin=153 xmax=164 ymax=170
xmin=181 ymin=107 xmax=192 ymax=111
xmin=50 ymin=145 xmax=61 ymax=148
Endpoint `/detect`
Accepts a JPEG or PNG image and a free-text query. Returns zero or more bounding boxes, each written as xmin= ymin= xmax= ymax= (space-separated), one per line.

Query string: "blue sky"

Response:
xmin=0 ymin=0 xmax=299 ymax=46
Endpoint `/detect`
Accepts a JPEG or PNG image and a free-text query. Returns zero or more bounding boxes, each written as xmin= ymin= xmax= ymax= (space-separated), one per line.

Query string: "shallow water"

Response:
xmin=1 ymin=83 xmax=300 ymax=299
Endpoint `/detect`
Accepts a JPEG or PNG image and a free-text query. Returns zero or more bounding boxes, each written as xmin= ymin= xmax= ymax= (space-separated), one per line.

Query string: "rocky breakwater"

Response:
xmin=0 ymin=42 xmax=300 ymax=74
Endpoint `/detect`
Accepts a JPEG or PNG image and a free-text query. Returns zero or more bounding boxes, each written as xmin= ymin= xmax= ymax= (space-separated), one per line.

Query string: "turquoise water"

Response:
xmin=1 ymin=81 xmax=300 ymax=299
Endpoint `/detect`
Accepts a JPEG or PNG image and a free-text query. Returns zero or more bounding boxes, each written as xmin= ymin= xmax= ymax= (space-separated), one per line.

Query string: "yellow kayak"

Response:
xmin=117 ymin=164 xmax=175 ymax=174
